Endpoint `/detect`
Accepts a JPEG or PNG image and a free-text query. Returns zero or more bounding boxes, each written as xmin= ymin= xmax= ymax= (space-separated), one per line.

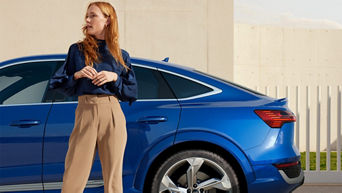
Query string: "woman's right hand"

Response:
xmin=74 ymin=66 xmax=98 ymax=80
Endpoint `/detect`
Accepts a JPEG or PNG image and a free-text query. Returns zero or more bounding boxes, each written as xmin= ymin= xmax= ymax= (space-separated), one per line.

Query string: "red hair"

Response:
xmin=77 ymin=1 xmax=129 ymax=72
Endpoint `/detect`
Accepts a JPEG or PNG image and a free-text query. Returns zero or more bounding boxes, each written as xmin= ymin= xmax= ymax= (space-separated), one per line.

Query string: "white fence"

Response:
xmin=255 ymin=85 xmax=342 ymax=184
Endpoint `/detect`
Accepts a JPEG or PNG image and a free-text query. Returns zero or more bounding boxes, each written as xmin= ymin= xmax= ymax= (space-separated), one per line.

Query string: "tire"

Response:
xmin=151 ymin=149 xmax=240 ymax=193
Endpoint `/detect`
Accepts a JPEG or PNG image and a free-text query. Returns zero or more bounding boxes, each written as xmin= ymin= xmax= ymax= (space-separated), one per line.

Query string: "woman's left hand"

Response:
xmin=92 ymin=71 xmax=118 ymax=86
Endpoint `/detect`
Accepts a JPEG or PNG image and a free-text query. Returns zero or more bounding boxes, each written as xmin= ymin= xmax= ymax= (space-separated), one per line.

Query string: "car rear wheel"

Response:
xmin=151 ymin=149 xmax=240 ymax=193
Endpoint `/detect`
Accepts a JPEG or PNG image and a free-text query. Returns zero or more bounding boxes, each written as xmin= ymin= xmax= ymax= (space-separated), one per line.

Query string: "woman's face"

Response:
xmin=85 ymin=4 xmax=109 ymax=40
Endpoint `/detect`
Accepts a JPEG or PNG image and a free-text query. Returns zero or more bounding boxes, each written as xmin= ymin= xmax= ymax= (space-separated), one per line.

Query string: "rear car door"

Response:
xmin=0 ymin=60 xmax=58 ymax=192
xmin=119 ymin=64 xmax=181 ymax=190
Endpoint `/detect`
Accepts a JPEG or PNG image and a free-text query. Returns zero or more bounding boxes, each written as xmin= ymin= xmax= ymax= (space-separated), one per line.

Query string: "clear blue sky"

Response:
xmin=235 ymin=0 xmax=342 ymax=28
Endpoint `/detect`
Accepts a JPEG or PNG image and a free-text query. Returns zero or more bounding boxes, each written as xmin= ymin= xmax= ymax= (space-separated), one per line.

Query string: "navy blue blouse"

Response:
xmin=49 ymin=40 xmax=138 ymax=106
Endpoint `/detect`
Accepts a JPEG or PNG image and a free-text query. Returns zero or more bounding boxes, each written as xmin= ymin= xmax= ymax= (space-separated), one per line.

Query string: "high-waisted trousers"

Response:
xmin=61 ymin=94 xmax=127 ymax=193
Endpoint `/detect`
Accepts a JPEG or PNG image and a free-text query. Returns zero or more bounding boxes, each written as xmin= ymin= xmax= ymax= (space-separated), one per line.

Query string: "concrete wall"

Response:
xmin=234 ymin=23 xmax=342 ymax=88
xmin=0 ymin=0 xmax=234 ymax=80
xmin=234 ymin=23 xmax=342 ymax=151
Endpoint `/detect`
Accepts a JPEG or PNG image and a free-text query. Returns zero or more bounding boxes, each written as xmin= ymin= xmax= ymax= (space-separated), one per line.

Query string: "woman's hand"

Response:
xmin=74 ymin=66 xmax=98 ymax=80
xmin=92 ymin=71 xmax=118 ymax=86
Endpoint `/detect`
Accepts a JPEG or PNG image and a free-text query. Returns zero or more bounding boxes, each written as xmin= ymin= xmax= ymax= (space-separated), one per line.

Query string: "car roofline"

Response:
xmin=0 ymin=54 xmax=194 ymax=71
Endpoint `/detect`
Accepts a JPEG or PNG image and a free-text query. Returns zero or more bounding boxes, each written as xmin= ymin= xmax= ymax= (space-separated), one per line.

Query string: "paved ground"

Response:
xmin=293 ymin=184 xmax=342 ymax=193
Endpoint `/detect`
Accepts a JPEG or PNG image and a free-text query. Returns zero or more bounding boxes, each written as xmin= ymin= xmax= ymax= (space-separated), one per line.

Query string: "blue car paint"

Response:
xmin=1 ymin=103 xmax=52 ymax=186
xmin=0 ymin=54 xmax=303 ymax=193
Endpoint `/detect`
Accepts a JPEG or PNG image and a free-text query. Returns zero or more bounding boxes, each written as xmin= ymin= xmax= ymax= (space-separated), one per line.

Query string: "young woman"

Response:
xmin=49 ymin=1 xmax=137 ymax=193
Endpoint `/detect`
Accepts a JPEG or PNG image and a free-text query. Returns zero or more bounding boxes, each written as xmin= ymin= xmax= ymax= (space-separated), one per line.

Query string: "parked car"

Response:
xmin=0 ymin=54 xmax=304 ymax=193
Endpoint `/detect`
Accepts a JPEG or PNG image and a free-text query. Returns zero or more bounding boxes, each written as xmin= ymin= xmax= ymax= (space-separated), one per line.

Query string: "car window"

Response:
xmin=134 ymin=66 xmax=175 ymax=99
xmin=160 ymin=71 xmax=213 ymax=99
xmin=46 ymin=64 xmax=176 ymax=101
xmin=193 ymin=69 xmax=266 ymax=96
xmin=0 ymin=61 xmax=56 ymax=105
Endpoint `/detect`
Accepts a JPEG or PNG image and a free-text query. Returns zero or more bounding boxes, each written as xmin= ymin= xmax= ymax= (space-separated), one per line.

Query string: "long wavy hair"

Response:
xmin=77 ymin=1 xmax=129 ymax=72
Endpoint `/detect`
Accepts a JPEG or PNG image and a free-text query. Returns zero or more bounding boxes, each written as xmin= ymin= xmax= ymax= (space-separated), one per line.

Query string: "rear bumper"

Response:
xmin=244 ymin=122 xmax=304 ymax=192
xmin=248 ymin=161 xmax=304 ymax=193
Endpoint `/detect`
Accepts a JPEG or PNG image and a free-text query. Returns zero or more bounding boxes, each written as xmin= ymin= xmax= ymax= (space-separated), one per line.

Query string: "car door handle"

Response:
xmin=138 ymin=116 xmax=167 ymax=124
xmin=10 ymin=120 xmax=41 ymax=128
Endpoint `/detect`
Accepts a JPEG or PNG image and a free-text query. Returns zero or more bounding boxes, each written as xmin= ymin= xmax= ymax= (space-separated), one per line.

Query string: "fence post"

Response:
xmin=338 ymin=85 xmax=341 ymax=172
xmin=327 ymin=86 xmax=331 ymax=171
xmin=316 ymin=86 xmax=321 ymax=171
xmin=306 ymin=86 xmax=310 ymax=171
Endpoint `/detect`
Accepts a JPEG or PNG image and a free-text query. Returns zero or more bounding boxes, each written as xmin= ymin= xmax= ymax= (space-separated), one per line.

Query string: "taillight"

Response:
xmin=254 ymin=110 xmax=296 ymax=128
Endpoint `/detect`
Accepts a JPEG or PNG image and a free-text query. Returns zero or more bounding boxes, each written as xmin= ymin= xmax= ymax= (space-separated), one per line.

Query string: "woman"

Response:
xmin=49 ymin=1 xmax=137 ymax=193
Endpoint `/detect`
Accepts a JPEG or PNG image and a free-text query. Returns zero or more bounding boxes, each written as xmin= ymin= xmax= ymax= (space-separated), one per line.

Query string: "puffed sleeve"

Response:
xmin=109 ymin=49 xmax=138 ymax=106
xmin=48 ymin=44 xmax=78 ymax=96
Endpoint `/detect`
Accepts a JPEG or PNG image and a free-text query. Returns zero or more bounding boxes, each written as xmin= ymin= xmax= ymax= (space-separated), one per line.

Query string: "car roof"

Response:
xmin=0 ymin=54 xmax=194 ymax=72
xmin=0 ymin=54 xmax=274 ymax=102
xmin=0 ymin=54 xmax=66 ymax=67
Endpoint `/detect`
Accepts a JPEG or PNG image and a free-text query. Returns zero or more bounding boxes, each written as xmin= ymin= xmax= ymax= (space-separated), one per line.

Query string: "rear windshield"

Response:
xmin=193 ymin=70 xmax=266 ymax=96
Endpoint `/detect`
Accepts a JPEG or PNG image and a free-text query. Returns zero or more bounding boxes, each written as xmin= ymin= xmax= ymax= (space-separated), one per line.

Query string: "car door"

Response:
xmin=119 ymin=64 xmax=181 ymax=190
xmin=42 ymin=61 xmax=104 ymax=193
xmin=42 ymin=63 xmax=181 ymax=192
xmin=0 ymin=60 xmax=57 ymax=192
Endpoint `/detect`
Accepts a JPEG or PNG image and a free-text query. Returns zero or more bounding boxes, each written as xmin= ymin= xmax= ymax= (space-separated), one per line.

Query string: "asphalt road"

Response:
xmin=293 ymin=184 xmax=342 ymax=193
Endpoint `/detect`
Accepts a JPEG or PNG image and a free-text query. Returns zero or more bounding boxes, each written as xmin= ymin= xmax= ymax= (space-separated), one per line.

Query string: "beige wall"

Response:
xmin=0 ymin=0 xmax=234 ymax=80
xmin=234 ymin=23 xmax=342 ymax=88
xmin=234 ymin=23 xmax=342 ymax=151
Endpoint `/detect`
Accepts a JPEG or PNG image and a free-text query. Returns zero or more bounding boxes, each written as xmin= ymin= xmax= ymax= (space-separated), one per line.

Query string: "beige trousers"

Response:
xmin=61 ymin=94 xmax=127 ymax=193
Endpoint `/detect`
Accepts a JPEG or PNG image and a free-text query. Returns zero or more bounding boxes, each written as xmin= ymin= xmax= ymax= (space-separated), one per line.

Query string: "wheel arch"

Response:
xmin=141 ymin=133 xmax=253 ymax=193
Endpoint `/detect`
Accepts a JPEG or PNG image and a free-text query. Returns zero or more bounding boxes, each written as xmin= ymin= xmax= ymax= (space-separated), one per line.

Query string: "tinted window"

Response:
xmin=193 ymin=69 xmax=266 ymax=96
xmin=134 ymin=66 xmax=175 ymax=99
xmin=160 ymin=71 xmax=213 ymax=98
xmin=0 ymin=61 xmax=56 ymax=105
xmin=47 ymin=63 xmax=177 ymax=101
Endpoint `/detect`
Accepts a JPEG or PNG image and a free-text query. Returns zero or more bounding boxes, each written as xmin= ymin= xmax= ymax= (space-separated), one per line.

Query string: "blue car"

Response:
xmin=0 ymin=54 xmax=304 ymax=193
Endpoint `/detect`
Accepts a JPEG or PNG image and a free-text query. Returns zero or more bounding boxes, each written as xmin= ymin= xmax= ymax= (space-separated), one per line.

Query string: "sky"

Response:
xmin=234 ymin=0 xmax=342 ymax=29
